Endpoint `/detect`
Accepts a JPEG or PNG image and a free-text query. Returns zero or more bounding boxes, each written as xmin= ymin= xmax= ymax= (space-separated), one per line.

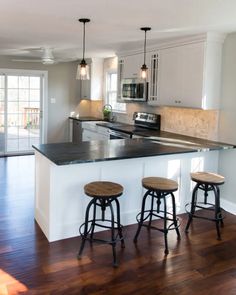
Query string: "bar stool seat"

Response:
xmin=134 ymin=177 xmax=180 ymax=255
xmin=185 ymin=172 xmax=225 ymax=240
xmin=142 ymin=177 xmax=178 ymax=192
xmin=190 ymin=172 xmax=225 ymax=185
xmin=84 ymin=181 xmax=123 ymax=198
xmin=78 ymin=181 xmax=124 ymax=267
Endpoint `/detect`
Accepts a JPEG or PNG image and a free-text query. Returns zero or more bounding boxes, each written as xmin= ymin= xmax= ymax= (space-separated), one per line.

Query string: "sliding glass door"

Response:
xmin=0 ymin=75 xmax=5 ymax=154
xmin=0 ymin=71 xmax=46 ymax=155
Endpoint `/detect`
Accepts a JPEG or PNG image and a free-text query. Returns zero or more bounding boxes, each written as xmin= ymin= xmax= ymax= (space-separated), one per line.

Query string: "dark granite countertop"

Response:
xmin=33 ymin=138 xmax=198 ymax=166
xmin=69 ymin=116 xmax=103 ymax=121
xmin=96 ymin=122 xmax=235 ymax=150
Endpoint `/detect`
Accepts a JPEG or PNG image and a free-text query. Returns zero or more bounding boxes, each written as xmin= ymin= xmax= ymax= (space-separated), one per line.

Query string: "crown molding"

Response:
xmin=116 ymin=32 xmax=227 ymax=57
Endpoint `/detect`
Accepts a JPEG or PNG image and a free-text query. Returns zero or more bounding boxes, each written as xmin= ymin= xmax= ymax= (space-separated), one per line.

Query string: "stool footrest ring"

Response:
xmin=136 ymin=209 xmax=181 ymax=232
xmin=185 ymin=202 xmax=225 ymax=222
xmin=79 ymin=219 xmax=124 ymax=244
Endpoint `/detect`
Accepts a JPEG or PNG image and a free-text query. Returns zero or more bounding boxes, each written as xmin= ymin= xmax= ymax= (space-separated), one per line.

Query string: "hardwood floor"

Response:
xmin=1 ymin=155 xmax=236 ymax=294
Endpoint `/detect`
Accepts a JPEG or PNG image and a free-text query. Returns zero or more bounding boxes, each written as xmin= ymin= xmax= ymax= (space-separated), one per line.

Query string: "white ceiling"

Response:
xmin=0 ymin=0 xmax=236 ymax=60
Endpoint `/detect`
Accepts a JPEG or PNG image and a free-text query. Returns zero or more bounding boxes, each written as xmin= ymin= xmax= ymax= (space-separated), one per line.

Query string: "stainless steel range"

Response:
xmin=107 ymin=112 xmax=161 ymax=139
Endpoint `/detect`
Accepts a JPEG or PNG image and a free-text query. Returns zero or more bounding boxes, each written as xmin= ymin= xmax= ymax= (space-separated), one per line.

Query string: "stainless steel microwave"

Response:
xmin=121 ymin=78 xmax=148 ymax=102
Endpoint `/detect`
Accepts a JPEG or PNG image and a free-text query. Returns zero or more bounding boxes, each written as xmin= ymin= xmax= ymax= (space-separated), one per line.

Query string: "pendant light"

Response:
xmin=76 ymin=18 xmax=90 ymax=80
xmin=140 ymin=27 xmax=151 ymax=80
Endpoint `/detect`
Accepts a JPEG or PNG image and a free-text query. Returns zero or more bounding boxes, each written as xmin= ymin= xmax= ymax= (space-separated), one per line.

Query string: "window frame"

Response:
xmin=105 ymin=70 xmax=126 ymax=113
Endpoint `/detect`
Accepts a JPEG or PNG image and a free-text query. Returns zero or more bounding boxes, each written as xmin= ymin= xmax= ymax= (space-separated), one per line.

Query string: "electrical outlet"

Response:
xmin=50 ymin=98 xmax=56 ymax=104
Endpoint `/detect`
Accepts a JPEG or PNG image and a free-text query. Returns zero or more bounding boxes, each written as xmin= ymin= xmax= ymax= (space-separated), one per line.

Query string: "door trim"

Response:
xmin=0 ymin=68 xmax=48 ymax=148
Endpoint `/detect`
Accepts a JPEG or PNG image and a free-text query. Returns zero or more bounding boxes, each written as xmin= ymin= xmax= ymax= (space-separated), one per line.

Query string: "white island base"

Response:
xmin=34 ymin=150 xmax=219 ymax=242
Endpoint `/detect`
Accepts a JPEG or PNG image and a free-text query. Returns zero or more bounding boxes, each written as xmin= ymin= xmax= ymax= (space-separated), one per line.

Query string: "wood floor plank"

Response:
xmin=1 ymin=155 xmax=236 ymax=294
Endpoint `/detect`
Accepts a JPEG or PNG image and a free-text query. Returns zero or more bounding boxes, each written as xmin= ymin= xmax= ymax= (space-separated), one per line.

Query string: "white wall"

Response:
xmin=218 ymin=33 xmax=236 ymax=206
xmin=0 ymin=56 xmax=80 ymax=143
xmin=218 ymin=33 xmax=236 ymax=144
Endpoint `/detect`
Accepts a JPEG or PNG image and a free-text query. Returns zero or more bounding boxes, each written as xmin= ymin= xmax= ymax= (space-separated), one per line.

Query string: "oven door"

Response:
xmin=109 ymin=130 xmax=132 ymax=139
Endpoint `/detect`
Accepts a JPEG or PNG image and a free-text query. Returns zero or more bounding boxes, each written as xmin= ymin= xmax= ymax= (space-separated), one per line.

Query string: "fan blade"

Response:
xmin=12 ymin=59 xmax=42 ymax=63
xmin=55 ymin=58 xmax=76 ymax=63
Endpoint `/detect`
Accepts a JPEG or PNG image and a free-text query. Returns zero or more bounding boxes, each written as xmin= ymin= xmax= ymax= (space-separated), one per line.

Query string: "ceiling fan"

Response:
xmin=12 ymin=47 xmax=74 ymax=65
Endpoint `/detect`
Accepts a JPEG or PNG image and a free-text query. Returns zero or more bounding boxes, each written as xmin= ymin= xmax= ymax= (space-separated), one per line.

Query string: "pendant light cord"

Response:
xmin=143 ymin=30 xmax=147 ymax=65
xmin=82 ymin=21 xmax=85 ymax=60
xmin=140 ymin=27 xmax=151 ymax=65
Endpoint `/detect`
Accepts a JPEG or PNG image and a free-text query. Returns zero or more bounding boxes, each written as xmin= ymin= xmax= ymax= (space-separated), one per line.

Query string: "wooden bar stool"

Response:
xmin=77 ymin=181 xmax=125 ymax=267
xmin=134 ymin=177 xmax=181 ymax=255
xmin=185 ymin=172 xmax=225 ymax=240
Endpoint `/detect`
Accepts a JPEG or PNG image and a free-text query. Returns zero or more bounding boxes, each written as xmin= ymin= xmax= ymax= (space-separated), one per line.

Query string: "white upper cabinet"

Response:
xmin=159 ymin=42 xmax=205 ymax=108
xmin=181 ymin=43 xmax=205 ymax=108
xmin=158 ymin=37 xmax=223 ymax=109
xmin=159 ymin=46 xmax=182 ymax=106
xmin=122 ymin=53 xmax=144 ymax=79
xmin=78 ymin=58 xmax=104 ymax=100
xmin=118 ymin=33 xmax=224 ymax=109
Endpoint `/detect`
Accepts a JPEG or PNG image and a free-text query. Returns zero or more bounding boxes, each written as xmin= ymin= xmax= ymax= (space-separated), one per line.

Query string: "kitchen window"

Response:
xmin=106 ymin=71 xmax=126 ymax=113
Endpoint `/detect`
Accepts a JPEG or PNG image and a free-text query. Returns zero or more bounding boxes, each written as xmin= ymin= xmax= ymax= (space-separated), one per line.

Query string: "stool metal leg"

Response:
xmin=185 ymin=183 xmax=199 ymax=233
xmin=77 ymin=198 xmax=95 ymax=259
xmin=133 ymin=190 xmax=150 ymax=243
xmin=171 ymin=192 xmax=181 ymax=239
xmin=213 ymin=185 xmax=221 ymax=240
xmin=215 ymin=185 xmax=224 ymax=227
xmin=114 ymin=198 xmax=125 ymax=248
xmin=204 ymin=184 xmax=208 ymax=204
xmin=108 ymin=201 xmax=117 ymax=267
xmin=90 ymin=200 xmax=97 ymax=242
xmin=163 ymin=195 xmax=169 ymax=255
xmin=148 ymin=193 xmax=155 ymax=228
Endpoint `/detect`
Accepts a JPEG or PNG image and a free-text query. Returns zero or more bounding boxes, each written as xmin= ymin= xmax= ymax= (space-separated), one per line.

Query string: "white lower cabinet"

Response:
xmin=82 ymin=129 xmax=99 ymax=141
xmin=82 ymin=122 xmax=109 ymax=141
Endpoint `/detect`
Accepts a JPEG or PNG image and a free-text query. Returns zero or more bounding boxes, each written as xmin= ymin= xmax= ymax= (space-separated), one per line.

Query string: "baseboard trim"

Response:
xmin=221 ymin=198 xmax=236 ymax=215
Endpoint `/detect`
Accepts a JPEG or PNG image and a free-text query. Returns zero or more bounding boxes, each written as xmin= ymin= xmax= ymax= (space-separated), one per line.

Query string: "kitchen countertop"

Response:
xmin=33 ymin=138 xmax=198 ymax=165
xmin=96 ymin=122 xmax=235 ymax=150
xmin=34 ymin=121 xmax=235 ymax=166
xmin=69 ymin=116 xmax=103 ymax=121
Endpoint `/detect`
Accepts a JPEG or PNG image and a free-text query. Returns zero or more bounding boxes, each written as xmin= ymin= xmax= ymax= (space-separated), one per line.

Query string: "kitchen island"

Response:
xmin=33 ymin=137 xmax=234 ymax=242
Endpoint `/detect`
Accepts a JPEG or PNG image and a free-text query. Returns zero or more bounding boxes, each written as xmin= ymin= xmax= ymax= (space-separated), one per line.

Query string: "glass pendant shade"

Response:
xmin=140 ymin=64 xmax=148 ymax=80
xmin=140 ymin=27 xmax=151 ymax=80
xmin=76 ymin=59 xmax=90 ymax=80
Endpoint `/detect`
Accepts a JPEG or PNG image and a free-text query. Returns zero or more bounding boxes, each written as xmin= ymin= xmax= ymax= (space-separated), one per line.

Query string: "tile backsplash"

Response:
xmin=75 ymin=100 xmax=219 ymax=140
xmin=74 ymin=99 xmax=103 ymax=118
xmin=113 ymin=103 xmax=219 ymax=141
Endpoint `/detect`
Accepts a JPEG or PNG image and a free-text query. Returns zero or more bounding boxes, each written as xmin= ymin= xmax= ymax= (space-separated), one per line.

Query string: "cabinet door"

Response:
xmin=78 ymin=58 xmax=103 ymax=100
xmin=80 ymin=80 xmax=91 ymax=99
xmin=82 ymin=129 xmax=108 ymax=141
xmin=159 ymin=47 xmax=182 ymax=106
xmin=122 ymin=53 xmax=143 ymax=79
xmin=82 ymin=129 xmax=98 ymax=141
xmin=72 ymin=120 xmax=82 ymax=143
xmin=117 ymin=59 xmax=124 ymax=101
xmin=148 ymin=52 xmax=159 ymax=105
xmin=181 ymin=42 xmax=204 ymax=108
